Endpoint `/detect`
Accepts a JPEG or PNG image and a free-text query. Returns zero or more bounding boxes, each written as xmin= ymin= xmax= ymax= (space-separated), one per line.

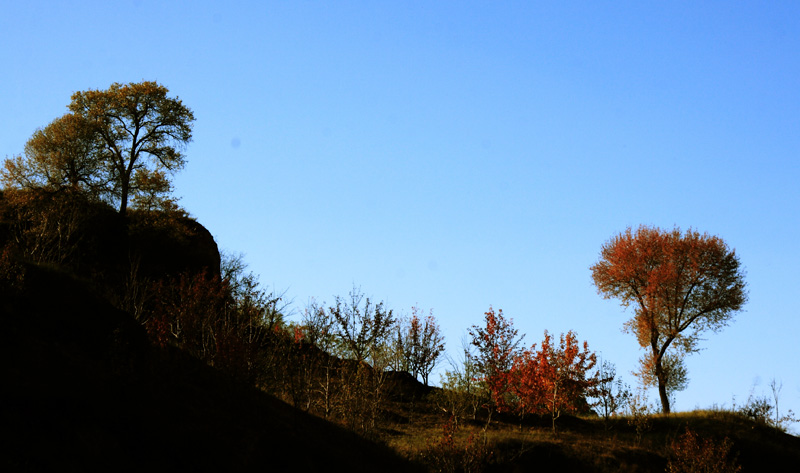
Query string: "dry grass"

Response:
xmin=373 ymin=396 xmax=800 ymax=472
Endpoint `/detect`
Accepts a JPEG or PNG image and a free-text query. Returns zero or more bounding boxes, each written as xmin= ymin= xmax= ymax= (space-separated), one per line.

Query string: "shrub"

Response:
xmin=421 ymin=417 xmax=492 ymax=473
xmin=667 ymin=426 xmax=741 ymax=473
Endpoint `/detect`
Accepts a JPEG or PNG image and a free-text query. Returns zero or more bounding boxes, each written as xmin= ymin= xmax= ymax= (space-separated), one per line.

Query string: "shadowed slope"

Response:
xmin=0 ymin=264 xmax=420 ymax=472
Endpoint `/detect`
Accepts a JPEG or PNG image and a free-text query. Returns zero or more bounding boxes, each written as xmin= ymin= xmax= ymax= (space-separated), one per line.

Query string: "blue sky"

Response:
xmin=3 ymin=1 xmax=799 ymax=426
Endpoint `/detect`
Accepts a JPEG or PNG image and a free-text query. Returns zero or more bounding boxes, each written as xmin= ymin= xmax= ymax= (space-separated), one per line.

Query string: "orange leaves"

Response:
xmin=593 ymin=225 xmax=747 ymax=342
xmin=293 ymin=325 xmax=305 ymax=344
xmin=469 ymin=309 xmax=599 ymax=427
xmin=591 ymin=225 xmax=747 ymax=413
xmin=511 ymin=331 xmax=598 ymax=428
xmin=592 ymin=226 xmax=746 ymax=327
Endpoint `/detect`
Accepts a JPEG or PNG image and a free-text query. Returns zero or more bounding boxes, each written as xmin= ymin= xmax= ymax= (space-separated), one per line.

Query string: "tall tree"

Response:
xmin=69 ymin=81 xmax=194 ymax=215
xmin=590 ymin=226 xmax=747 ymax=413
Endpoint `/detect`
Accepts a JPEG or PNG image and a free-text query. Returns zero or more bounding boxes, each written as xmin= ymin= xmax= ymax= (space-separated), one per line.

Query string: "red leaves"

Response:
xmin=469 ymin=308 xmax=598 ymax=427
xmin=511 ymin=331 xmax=598 ymax=428
xmin=468 ymin=307 xmax=523 ymax=413
xmin=293 ymin=325 xmax=305 ymax=344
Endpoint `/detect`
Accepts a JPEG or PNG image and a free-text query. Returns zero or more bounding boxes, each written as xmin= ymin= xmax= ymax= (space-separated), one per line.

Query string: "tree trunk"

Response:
xmin=118 ymin=178 xmax=129 ymax=216
xmin=654 ymin=358 xmax=671 ymax=414
xmin=658 ymin=381 xmax=671 ymax=414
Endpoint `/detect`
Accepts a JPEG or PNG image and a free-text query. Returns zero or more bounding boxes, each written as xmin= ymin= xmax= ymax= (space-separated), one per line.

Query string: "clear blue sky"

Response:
xmin=3 ymin=1 xmax=798 ymax=427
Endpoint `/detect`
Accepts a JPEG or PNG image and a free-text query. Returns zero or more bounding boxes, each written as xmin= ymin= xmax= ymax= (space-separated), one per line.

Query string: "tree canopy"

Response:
xmin=69 ymin=81 xmax=194 ymax=215
xmin=1 ymin=81 xmax=194 ymax=216
xmin=590 ymin=226 xmax=747 ymax=413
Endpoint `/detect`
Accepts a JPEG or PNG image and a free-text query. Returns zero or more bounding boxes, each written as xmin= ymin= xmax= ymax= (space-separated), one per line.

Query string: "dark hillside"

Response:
xmin=127 ymin=208 xmax=221 ymax=279
xmin=0 ymin=264 xmax=420 ymax=472
xmin=0 ymin=190 xmax=221 ymax=289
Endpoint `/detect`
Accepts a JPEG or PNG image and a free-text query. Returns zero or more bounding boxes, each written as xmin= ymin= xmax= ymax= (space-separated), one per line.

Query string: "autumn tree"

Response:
xmin=220 ymin=251 xmax=286 ymax=333
xmin=299 ymin=298 xmax=338 ymax=417
xmin=146 ymin=270 xmax=229 ymax=359
xmin=2 ymin=82 xmax=193 ymax=215
xmin=144 ymin=252 xmax=285 ymax=385
xmin=468 ymin=307 xmax=523 ymax=414
xmin=394 ymin=306 xmax=445 ymax=385
xmin=512 ymin=330 xmax=599 ymax=430
xmin=590 ymin=226 xmax=747 ymax=413
xmin=69 ymin=81 xmax=194 ymax=215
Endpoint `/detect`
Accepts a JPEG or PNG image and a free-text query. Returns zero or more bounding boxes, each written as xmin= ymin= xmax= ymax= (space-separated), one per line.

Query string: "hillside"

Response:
xmin=0 ymin=192 xmax=798 ymax=472
xmin=0 ymin=190 xmax=419 ymax=471
xmin=0 ymin=262 xmax=419 ymax=472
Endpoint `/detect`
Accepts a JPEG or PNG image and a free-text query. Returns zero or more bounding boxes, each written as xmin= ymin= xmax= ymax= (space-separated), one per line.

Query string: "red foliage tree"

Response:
xmin=591 ymin=226 xmax=747 ymax=413
xmin=512 ymin=331 xmax=598 ymax=430
xmin=468 ymin=307 xmax=523 ymax=414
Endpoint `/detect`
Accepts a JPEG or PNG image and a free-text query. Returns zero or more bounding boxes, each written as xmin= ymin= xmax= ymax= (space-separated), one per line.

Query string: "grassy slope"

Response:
xmin=376 ymin=386 xmax=800 ymax=472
